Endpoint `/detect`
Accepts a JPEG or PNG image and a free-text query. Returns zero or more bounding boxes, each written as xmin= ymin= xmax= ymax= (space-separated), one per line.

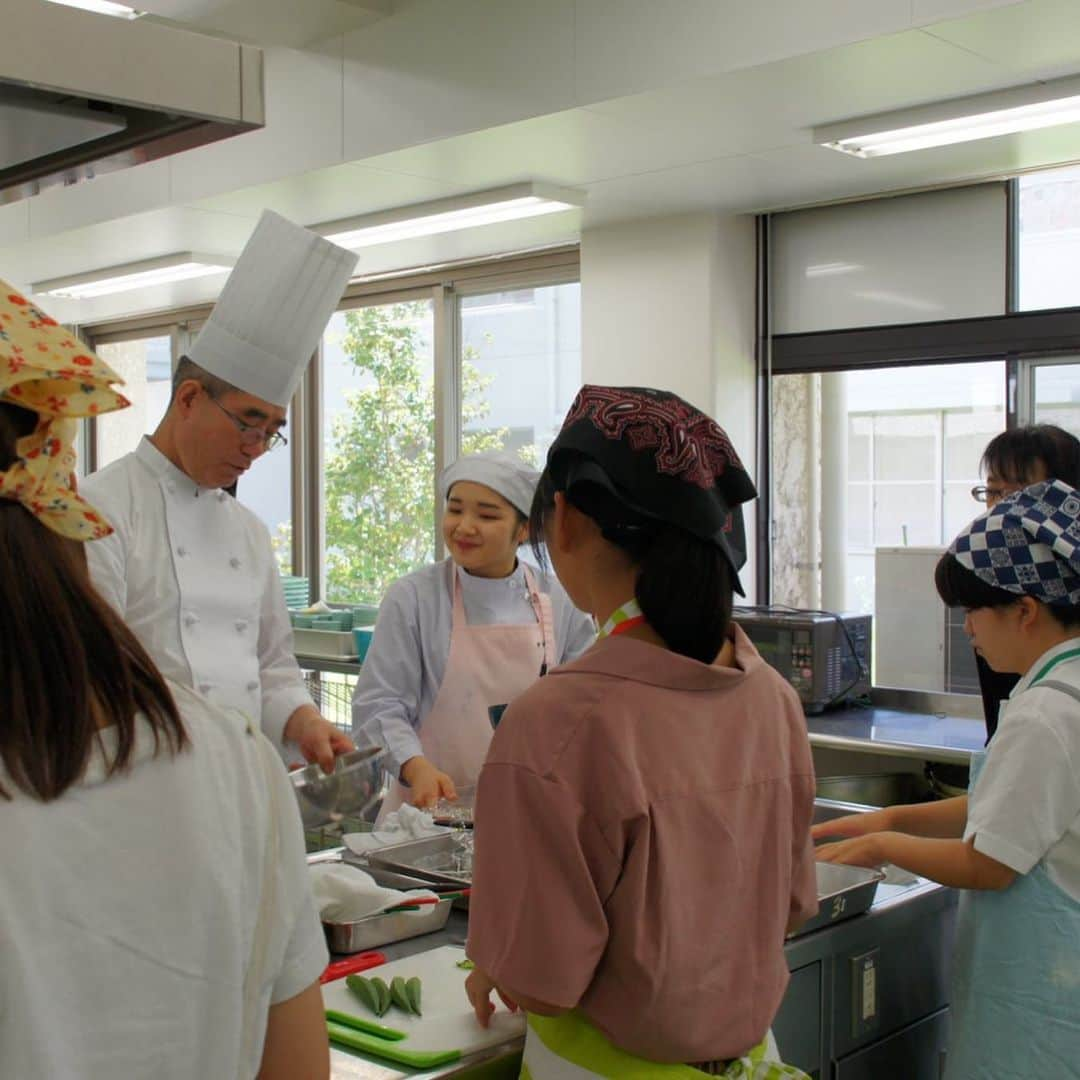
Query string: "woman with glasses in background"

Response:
xmin=968 ymin=423 xmax=1080 ymax=740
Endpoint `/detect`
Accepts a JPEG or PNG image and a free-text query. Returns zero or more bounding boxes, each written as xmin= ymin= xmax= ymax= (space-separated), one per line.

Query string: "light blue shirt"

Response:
xmin=351 ymin=558 xmax=595 ymax=775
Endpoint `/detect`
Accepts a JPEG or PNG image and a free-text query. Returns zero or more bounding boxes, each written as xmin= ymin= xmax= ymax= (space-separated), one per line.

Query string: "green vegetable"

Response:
xmin=456 ymin=958 xmax=475 ymax=970
xmin=345 ymin=975 xmax=381 ymax=1017
xmin=406 ymin=976 xmax=423 ymax=1016
xmin=369 ymin=976 xmax=392 ymax=1017
xmin=390 ymin=975 xmax=414 ymax=1015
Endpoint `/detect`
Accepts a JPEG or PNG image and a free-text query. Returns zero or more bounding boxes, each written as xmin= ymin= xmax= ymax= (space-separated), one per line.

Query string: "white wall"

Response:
xmin=580 ymin=212 xmax=758 ymax=598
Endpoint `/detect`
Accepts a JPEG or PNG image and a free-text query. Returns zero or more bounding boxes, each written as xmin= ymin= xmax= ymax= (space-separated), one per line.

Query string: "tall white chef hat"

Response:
xmin=441 ymin=450 xmax=540 ymax=517
xmin=188 ymin=210 xmax=357 ymax=407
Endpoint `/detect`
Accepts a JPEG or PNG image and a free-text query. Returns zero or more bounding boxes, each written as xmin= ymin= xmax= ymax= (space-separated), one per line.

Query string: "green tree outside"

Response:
xmin=317 ymin=301 xmax=527 ymax=604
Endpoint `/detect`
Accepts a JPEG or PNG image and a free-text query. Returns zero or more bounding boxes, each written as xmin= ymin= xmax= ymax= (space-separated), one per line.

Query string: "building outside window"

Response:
xmin=93 ymin=335 xmax=172 ymax=469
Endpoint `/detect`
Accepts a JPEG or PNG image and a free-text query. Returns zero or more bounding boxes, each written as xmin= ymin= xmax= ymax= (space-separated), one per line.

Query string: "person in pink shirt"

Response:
xmin=464 ymin=385 xmax=818 ymax=1079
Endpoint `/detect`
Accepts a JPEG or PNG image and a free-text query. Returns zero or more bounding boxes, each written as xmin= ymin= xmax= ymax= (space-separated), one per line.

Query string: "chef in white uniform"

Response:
xmin=83 ymin=210 xmax=357 ymax=770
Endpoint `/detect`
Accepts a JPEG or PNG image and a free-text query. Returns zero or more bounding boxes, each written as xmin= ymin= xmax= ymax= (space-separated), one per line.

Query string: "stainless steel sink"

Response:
xmin=812 ymin=798 xmax=920 ymax=887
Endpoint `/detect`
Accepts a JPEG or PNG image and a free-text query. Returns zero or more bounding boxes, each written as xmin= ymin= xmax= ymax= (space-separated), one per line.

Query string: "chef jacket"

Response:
xmin=82 ymin=437 xmax=312 ymax=748
xmin=351 ymin=557 xmax=596 ymax=776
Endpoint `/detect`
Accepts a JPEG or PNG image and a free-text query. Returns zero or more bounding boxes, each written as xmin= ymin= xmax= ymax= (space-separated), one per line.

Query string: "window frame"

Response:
xmin=77 ymin=247 xmax=581 ymax=603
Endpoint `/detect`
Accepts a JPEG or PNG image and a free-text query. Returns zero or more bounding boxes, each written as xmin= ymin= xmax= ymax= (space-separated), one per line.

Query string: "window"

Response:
xmin=772 ymin=362 xmax=1005 ymax=687
xmin=1030 ymin=358 xmax=1080 ymax=429
xmin=1018 ymin=165 xmax=1080 ymax=311
xmin=320 ymin=299 xmax=436 ymax=605
xmin=92 ymin=334 xmax=172 ymax=468
xmin=78 ymin=250 xmax=582 ymax=616
xmin=235 ymin=404 xmax=294 ymax=573
xmin=459 ymin=281 xmax=581 ymax=465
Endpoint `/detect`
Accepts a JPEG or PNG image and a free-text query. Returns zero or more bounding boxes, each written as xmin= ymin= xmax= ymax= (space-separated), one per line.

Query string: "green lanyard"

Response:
xmin=597 ymin=598 xmax=645 ymax=640
xmin=1029 ymin=644 xmax=1080 ymax=687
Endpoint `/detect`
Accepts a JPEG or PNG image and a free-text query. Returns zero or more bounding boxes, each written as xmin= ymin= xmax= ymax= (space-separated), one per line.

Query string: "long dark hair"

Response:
xmin=0 ymin=402 xmax=187 ymax=801
xmin=530 ymin=453 xmax=734 ymax=663
xmin=981 ymin=424 xmax=1080 ymax=487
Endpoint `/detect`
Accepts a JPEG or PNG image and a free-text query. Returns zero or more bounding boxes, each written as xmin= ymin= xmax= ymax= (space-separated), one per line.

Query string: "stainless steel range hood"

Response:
xmin=1 ymin=0 xmax=264 ymax=203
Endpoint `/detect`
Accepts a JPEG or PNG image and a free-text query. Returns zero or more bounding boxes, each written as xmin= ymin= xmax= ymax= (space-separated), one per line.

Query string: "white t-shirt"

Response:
xmin=0 ymin=681 xmax=327 ymax=1080
xmin=966 ymin=637 xmax=1080 ymax=901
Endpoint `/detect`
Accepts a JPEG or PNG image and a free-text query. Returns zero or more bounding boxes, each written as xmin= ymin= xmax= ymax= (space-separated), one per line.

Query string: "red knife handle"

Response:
xmin=320 ymin=951 xmax=386 ymax=984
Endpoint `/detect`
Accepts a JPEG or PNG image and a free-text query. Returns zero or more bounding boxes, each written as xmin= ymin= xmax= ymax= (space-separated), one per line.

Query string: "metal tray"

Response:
xmin=364 ymin=832 xmax=473 ymax=888
xmin=790 ymin=862 xmax=885 ymax=938
xmin=324 ymin=897 xmax=453 ymax=954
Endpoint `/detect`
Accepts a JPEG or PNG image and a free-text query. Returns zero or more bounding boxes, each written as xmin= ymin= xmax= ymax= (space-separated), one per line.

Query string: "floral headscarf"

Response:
xmin=0 ymin=282 xmax=129 ymax=541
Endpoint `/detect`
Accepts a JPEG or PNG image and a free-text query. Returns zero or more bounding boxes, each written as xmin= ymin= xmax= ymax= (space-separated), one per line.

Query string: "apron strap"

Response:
xmin=523 ymin=563 xmax=556 ymax=675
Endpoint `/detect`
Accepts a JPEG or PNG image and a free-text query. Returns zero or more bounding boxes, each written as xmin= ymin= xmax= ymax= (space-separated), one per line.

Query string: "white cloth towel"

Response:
xmin=341 ymin=804 xmax=449 ymax=855
xmin=309 ymin=863 xmax=439 ymax=922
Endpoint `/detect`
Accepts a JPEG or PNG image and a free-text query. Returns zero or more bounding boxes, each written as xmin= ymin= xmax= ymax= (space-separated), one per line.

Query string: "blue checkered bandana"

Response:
xmin=950 ymin=479 xmax=1080 ymax=606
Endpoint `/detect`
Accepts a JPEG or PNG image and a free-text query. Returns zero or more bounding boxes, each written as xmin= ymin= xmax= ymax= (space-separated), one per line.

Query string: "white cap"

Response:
xmin=441 ymin=450 xmax=540 ymax=516
xmin=188 ymin=210 xmax=357 ymax=407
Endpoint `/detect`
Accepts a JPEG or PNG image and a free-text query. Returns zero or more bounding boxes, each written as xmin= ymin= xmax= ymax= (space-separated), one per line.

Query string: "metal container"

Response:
xmin=324 ymin=898 xmax=453 ymax=953
xmin=364 ymin=832 xmax=473 ymax=888
xmin=291 ymin=745 xmax=384 ymax=830
xmin=815 ymin=771 xmax=935 ymax=807
xmin=791 ymin=862 xmax=885 ymax=938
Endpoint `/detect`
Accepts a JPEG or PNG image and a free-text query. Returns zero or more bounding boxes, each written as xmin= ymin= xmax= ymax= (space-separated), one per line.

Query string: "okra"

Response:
xmin=369 ymin=976 xmax=392 ymax=1017
xmin=345 ymin=975 xmax=381 ymax=1017
xmin=390 ymin=975 xmax=413 ymax=1014
xmin=406 ymin=976 xmax=422 ymax=1016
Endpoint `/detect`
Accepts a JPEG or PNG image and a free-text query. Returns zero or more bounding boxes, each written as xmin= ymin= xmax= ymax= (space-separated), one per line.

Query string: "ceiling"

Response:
xmin=9 ymin=0 xmax=1080 ymax=321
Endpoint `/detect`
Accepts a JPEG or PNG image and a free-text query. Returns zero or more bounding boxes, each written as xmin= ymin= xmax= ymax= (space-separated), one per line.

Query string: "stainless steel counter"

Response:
xmin=805 ymin=701 xmax=985 ymax=764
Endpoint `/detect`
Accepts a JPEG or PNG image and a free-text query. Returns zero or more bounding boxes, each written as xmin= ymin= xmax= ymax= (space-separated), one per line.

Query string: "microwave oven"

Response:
xmin=731 ymin=607 xmax=872 ymax=714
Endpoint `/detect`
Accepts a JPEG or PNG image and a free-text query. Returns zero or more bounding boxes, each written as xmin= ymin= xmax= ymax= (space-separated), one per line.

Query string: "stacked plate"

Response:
xmin=281 ymin=575 xmax=311 ymax=609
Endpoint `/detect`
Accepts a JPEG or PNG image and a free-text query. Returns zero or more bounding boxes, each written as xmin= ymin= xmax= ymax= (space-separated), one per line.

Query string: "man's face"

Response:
xmin=984 ymin=460 xmax=1049 ymax=511
xmin=177 ymin=383 xmax=287 ymax=490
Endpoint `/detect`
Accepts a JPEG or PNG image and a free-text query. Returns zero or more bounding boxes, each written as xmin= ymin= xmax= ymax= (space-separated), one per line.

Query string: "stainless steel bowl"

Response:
xmin=291 ymin=745 xmax=384 ymax=829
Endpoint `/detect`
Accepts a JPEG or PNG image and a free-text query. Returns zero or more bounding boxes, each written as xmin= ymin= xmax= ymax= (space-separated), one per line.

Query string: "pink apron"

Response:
xmin=380 ymin=563 xmax=555 ymax=816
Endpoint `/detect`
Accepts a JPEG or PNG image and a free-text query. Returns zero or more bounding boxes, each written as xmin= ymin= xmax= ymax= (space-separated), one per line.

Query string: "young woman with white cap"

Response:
xmin=815 ymin=479 xmax=1080 ymax=1078
xmin=351 ymin=449 xmax=594 ymax=812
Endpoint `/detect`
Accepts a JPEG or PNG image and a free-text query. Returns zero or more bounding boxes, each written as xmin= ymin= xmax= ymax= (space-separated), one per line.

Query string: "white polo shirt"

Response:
xmin=0 ymin=681 xmax=327 ymax=1080
xmin=966 ymin=637 xmax=1080 ymax=901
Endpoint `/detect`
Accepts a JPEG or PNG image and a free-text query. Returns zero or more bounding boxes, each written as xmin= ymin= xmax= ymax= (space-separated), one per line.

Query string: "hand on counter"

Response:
xmin=400 ymin=756 xmax=457 ymax=808
xmin=465 ymin=966 xmax=519 ymax=1029
xmin=284 ymin=705 xmax=355 ymax=773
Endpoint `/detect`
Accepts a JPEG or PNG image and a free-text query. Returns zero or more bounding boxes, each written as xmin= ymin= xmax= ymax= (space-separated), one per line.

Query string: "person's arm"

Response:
xmin=787 ymin=772 xmax=819 ymax=935
xmin=466 ymin=754 xmax=613 ymax=1023
xmin=253 ymin=531 xmax=351 ymax=768
xmin=81 ymin=476 xmax=130 ymax=615
xmin=811 ymin=796 xmax=969 ymax=842
xmin=816 ymin=832 xmax=1016 ymax=890
xmin=350 ymin=579 xmax=456 ymax=806
xmin=256 ymin=983 xmax=329 ymax=1080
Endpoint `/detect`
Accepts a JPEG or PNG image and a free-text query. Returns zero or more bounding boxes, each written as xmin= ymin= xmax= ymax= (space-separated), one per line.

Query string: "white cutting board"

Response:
xmin=322 ymin=945 xmax=526 ymax=1056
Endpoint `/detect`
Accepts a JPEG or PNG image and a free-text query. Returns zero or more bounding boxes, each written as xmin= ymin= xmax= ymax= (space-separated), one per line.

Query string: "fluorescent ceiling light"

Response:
xmin=319 ymin=182 xmax=585 ymax=250
xmin=42 ymin=0 xmax=143 ymax=17
xmin=815 ymin=75 xmax=1080 ymax=158
xmin=33 ymin=253 xmax=234 ymax=300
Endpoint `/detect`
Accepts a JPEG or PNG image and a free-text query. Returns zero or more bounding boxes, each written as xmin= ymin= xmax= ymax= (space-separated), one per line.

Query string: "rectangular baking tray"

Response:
xmin=790 ymin=862 xmax=885 ymax=938
xmin=324 ymin=897 xmax=453 ymax=954
xmin=292 ymin=627 xmax=358 ymax=659
xmin=364 ymin=833 xmax=473 ymax=888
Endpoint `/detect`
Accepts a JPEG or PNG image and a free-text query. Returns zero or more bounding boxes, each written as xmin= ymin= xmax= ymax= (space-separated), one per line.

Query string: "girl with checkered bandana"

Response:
xmin=814 ymin=479 xmax=1080 ymax=1079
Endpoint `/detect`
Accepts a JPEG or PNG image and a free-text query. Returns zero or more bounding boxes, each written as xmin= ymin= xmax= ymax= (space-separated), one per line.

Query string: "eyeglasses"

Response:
xmin=970 ymin=484 xmax=1016 ymax=504
xmin=206 ymin=394 xmax=288 ymax=452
